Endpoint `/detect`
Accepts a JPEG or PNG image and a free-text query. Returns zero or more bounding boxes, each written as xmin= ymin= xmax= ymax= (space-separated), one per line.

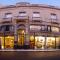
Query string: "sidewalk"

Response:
xmin=0 ymin=49 xmax=60 ymax=51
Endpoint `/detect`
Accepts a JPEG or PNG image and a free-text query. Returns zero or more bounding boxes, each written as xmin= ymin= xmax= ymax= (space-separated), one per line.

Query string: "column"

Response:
xmin=24 ymin=20 xmax=30 ymax=49
xmin=14 ymin=21 xmax=18 ymax=49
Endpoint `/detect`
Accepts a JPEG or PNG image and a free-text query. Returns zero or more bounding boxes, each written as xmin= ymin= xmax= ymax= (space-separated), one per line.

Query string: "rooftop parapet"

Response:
xmin=16 ymin=2 xmax=30 ymax=6
xmin=0 ymin=2 xmax=60 ymax=10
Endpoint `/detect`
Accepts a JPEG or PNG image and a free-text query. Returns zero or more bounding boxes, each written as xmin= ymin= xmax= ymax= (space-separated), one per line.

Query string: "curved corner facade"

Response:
xmin=0 ymin=2 xmax=60 ymax=50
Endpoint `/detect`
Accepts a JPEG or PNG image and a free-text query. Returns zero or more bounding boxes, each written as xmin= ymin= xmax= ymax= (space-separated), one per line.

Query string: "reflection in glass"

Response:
xmin=46 ymin=37 xmax=55 ymax=49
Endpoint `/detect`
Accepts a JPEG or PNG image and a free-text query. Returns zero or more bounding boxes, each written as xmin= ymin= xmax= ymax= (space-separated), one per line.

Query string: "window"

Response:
xmin=10 ymin=26 xmax=14 ymax=31
xmin=41 ymin=25 xmax=51 ymax=32
xmin=41 ymin=26 xmax=45 ymax=31
xmin=51 ymin=27 xmax=59 ymax=32
xmin=33 ymin=12 xmax=40 ymax=18
xmin=1 ymin=25 xmax=13 ymax=31
xmin=5 ymin=25 xmax=10 ymax=31
xmin=19 ymin=12 xmax=27 ymax=17
xmin=47 ymin=26 xmax=51 ymax=32
xmin=30 ymin=25 xmax=41 ymax=30
xmin=5 ymin=13 xmax=12 ymax=18
xmin=50 ymin=13 xmax=57 ymax=20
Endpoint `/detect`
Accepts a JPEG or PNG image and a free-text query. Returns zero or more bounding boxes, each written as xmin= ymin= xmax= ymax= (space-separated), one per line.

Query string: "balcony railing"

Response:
xmin=51 ymin=19 xmax=59 ymax=24
xmin=32 ymin=17 xmax=42 ymax=22
xmin=1 ymin=17 xmax=12 ymax=23
xmin=14 ymin=16 xmax=29 ymax=20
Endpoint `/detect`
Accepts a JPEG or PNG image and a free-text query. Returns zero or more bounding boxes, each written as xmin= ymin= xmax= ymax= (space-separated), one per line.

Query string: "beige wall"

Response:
xmin=0 ymin=5 xmax=60 ymax=23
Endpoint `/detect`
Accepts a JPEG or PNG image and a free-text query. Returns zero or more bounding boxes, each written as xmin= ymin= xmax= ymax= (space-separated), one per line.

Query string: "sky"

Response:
xmin=0 ymin=0 xmax=60 ymax=6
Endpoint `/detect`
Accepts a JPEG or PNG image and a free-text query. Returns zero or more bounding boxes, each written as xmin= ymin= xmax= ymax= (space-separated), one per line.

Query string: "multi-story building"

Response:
xmin=0 ymin=2 xmax=60 ymax=50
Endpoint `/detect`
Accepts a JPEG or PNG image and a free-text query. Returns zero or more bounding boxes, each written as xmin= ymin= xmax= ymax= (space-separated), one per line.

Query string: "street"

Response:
xmin=0 ymin=51 xmax=60 ymax=60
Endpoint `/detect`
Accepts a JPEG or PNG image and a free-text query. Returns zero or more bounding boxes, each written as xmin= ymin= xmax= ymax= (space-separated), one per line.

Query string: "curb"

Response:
xmin=0 ymin=49 xmax=60 ymax=51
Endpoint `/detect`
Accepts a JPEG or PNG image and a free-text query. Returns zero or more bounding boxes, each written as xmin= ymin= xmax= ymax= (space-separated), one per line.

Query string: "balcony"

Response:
xmin=30 ymin=17 xmax=42 ymax=25
xmin=51 ymin=19 xmax=59 ymax=24
xmin=14 ymin=16 xmax=29 ymax=20
xmin=1 ymin=17 xmax=12 ymax=23
xmin=32 ymin=17 xmax=42 ymax=22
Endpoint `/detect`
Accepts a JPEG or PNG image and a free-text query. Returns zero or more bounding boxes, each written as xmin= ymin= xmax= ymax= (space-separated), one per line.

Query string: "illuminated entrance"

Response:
xmin=17 ymin=29 xmax=25 ymax=49
xmin=0 ymin=36 xmax=14 ymax=49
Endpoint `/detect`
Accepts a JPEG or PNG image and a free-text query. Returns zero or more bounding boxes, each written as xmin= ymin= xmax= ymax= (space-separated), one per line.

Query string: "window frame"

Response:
xmin=32 ymin=12 xmax=40 ymax=18
xmin=50 ymin=13 xmax=57 ymax=20
xmin=19 ymin=11 xmax=27 ymax=17
xmin=5 ymin=13 xmax=12 ymax=18
xmin=51 ymin=26 xmax=59 ymax=32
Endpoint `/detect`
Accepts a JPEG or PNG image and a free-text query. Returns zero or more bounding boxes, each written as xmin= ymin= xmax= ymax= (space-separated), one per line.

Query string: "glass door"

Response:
xmin=18 ymin=30 xmax=25 ymax=49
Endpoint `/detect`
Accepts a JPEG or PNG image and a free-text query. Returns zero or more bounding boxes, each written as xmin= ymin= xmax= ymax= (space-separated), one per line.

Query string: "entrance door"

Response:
xmin=18 ymin=30 xmax=25 ymax=49
xmin=18 ymin=34 xmax=24 ymax=48
xmin=35 ymin=36 xmax=45 ymax=49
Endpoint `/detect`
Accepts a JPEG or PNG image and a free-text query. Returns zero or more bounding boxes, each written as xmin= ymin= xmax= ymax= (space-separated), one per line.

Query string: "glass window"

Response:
xmin=10 ymin=26 xmax=14 ymax=31
xmin=35 ymin=36 xmax=45 ymax=49
xmin=51 ymin=27 xmax=59 ymax=32
xmin=30 ymin=25 xmax=41 ymax=30
xmin=50 ymin=13 xmax=57 ymax=20
xmin=47 ymin=26 xmax=51 ymax=31
xmin=19 ymin=12 xmax=27 ymax=16
xmin=1 ymin=25 xmax=11 ymax=31
xmin=46 ymin=37 xmax=55 ymax=49
xmin=0 ymin=36 xmax=14 ymax=49
xmin=33 ymin=12 xmax=40 ymax=18
xmin=41 ymin=26 xmax=45 ymax=31
xmin=56 ymin=37 xmax=60 ymax=49
xmin=5 ymin=13 xmax=12 ymax=18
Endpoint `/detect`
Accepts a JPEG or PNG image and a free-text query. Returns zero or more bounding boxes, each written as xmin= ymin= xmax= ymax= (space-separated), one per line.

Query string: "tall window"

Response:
xmin=5 ymin=13 xmax=12 ymax=18
xmin=19 ymin=12 xmax=27 ymax=17
xmin=47 ymin=26 xmax=51 ymax=32
xmin=51 ymin=27 xmax=59 ymax=32
xmin=41 ymin=25 xmax=47 ymax=31
xmin=33 ymin=12 xmax=40 ymax=18
xmin=30 ymin=25 xmax=41 ymax=30
xmin=50 ymin=13 xmax=57 ymax=20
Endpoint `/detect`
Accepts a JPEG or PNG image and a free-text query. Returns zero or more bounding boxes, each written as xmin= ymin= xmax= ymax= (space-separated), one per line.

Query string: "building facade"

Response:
xmin=0 ymin=2 xmax=60 ymax=49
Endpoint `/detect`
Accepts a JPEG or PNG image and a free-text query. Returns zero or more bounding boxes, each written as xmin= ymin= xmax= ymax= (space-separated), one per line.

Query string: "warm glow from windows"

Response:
xmin=35 ymin=36 xmax=45 ymax=49
xmin=30 ymin=25 xmax=41 ymax=30
xmin=51 ymin=27 xmax=59 ymax=32
xmin=30 ymin=36 xmax=34 ymax=41
xmin=22 ymin=30 xmax=25 ymax=34
xmin=46 ymin=37 xmax=55 ymax=48
xmin=0 ymin=36 xmax=14 ymax=49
